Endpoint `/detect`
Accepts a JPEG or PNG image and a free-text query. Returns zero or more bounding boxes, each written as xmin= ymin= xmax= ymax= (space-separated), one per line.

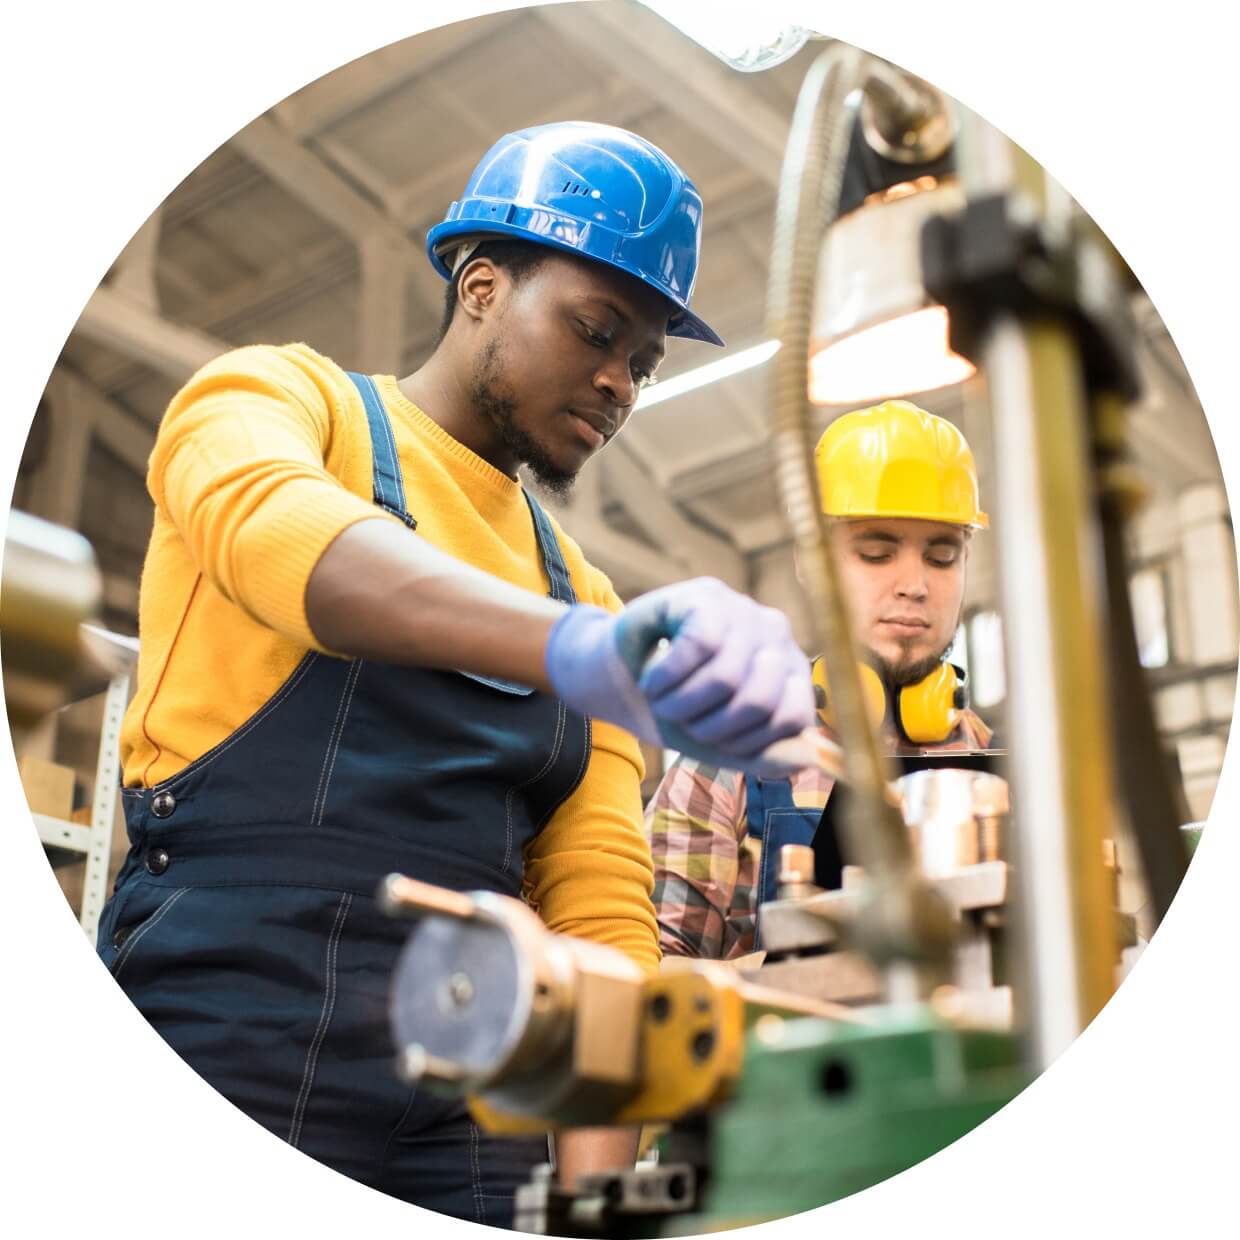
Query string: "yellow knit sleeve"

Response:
xmin=522 ymin=717 xmax=659 ymax=975
xmin=148 ymin=344 xmax=396 ymax=649
xmin=521 ymin=557 xmax=659 ymax=974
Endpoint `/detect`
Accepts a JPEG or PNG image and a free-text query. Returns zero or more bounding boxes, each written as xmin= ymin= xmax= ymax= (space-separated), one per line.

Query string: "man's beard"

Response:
xmin=469 ymin=338 xmax=578 ymax=499
xmin=871 ymin=644 xmax=953 ymax=690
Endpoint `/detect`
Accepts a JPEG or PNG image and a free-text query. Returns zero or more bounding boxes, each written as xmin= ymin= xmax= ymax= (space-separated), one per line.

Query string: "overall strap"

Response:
xmin=522 ymin=491 xmax=577 ymax=605
xmin=345 ymin=372 xmax=417 ymax=529
xmin=743 ymin=773 xmax=798 ymax=841
xmin=743 ymin=774 xmax=767 ymax=839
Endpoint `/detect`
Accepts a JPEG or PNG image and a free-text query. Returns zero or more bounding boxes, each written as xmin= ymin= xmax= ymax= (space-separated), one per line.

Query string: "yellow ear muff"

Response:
xmin=812 ymin=656 xmax=887 ymax=731
xmin=895 ymin=662 xmax=962 ymax=744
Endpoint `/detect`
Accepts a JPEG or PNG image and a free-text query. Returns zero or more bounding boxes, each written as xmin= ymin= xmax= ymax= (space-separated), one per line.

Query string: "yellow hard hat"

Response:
xmin=814 ymin=400 xmax=988 ymax=529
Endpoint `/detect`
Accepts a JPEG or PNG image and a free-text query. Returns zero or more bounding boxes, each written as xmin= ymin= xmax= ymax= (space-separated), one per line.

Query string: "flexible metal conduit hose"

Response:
xmin=765 ymin=45 xmax=954 ymax=978
xmin=767 ymin=45 xmax=895 ymax=851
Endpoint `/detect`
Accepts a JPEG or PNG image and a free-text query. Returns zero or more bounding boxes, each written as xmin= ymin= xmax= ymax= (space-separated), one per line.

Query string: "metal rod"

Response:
xmin=973 ymin=313 xmax=1120 ymax=1068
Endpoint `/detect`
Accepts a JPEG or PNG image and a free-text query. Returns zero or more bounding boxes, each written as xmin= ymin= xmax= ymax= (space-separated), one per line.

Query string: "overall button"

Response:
xmin=145 ymin=848 xmax=170 ymax=876
xmin=151 ymin=791 xmax=176 ymax=818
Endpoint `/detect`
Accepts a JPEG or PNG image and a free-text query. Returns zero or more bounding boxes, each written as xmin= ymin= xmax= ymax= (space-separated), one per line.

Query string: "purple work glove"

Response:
xmin=545 ymin=578 xmax=814 ymax=770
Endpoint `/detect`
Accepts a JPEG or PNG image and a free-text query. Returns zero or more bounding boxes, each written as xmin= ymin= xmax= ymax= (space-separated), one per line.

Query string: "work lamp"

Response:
xmin=809 ymin=177 xmax=976 ymax=405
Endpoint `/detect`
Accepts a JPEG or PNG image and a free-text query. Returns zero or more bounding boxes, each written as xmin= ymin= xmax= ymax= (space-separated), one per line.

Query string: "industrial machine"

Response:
xmin=1 ymin=510 xmax=103 ymax=738
xmin=0 ymin=12 xmax=1210 ymax=1229
xmin=373 ymin=37 xmax=1195 ymax=1235
xmin=381 ymin=871 xmax=1027 ymax=1234
xmin=378 ymin=36 xmax=1193 ymax=1234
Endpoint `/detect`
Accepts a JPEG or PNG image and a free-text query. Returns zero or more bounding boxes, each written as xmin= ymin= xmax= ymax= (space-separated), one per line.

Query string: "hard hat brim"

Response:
xmin=428 ymin=222 xmax=725 ymax=347
xmin=828 ymin=508 xmax=989 ymax=530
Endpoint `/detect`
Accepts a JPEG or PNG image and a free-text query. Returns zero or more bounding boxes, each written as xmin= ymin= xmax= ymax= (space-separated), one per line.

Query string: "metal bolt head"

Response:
xmin=754 ymin=1013 xmax=786 ymax=1047
xmin=438 ymin=971 xmax=475 ymax=1011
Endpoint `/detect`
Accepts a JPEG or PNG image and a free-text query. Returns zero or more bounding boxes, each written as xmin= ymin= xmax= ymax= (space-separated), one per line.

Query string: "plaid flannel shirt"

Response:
xmin=646 ymin=710 xmax=994 ymax=960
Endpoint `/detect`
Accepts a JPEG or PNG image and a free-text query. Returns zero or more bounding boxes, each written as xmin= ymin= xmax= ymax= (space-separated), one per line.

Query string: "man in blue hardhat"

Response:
xmin=97 ymin=121 xmax=813 ymax=1226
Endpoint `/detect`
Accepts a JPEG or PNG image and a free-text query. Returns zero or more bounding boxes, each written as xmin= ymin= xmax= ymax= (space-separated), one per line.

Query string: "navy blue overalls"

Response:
xmin=743 ymin=775 xmax=826 ymax=950
xmin=96 ymin=373 xmax=588 ymax=1226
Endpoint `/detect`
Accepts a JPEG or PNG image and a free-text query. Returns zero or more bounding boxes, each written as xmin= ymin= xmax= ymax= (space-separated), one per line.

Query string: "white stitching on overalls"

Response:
xmin=288 ymin=892 xmax=352 ymax=1148
xmin=469 ymin=1118 xmax=485 ymax=1224
xmin=154 ymin=654 xmax=320 ymax=795
xmin=754 ymin=803 xmax=820 ymax=948
xmin=376 ymin=391 xmax=405 ymax=508
xmin=311 ymin=661 xmax=364 ymax=826
xmin=502 ymin=697 xmax=568 ymax=872
xmin=356 ymin=374 xmax=391 ymax=507
xmin=112 ymin=887 xmax=190 ymax=981
xmin=532 ymin=712 xmax=592 ymax=836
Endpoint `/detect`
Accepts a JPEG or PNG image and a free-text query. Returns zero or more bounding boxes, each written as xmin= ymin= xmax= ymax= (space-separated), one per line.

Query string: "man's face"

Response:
xmin=831 ymin=518 xmax=969 ymax=684
xmin=467 ymin=251 xmax=668 ymax=495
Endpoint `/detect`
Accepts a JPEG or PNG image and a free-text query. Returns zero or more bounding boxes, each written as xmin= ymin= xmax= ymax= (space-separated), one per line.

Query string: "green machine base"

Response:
xmin=666 ymin=1010 xmax=1029 ymax=1231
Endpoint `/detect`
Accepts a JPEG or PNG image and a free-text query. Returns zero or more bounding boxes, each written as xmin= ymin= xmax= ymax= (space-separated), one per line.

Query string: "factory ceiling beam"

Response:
xmin=662 ymin=438 xmax=773 ymax=502
xmin=108 ymin=207 xmax=163 ymax=313
xmin=602 ymin=443 xmax=747 ymax=589
xmin=233 ymin=115 xmax=413 ymax=253
xmin=230 ymin=114 xmax=439 ymax=320
xmin=24 ymin=372 xmax=96 ymax=529
xmin=535 ymin=2 xmax=788 ymax=186
xmin=76 ymin=286 xmax=228 ymax=385
xmin=357 ymin=235 xmax=409 ymax=376
xmin=86 ymin=241 xmax=358 ymax=397
xmin=52 ymin=367 xmax=154 ymax=479
xmin=270 ymin=12 xmax=521 ymax=139
xmin=538 ymin=465 xmax=684 ymax=597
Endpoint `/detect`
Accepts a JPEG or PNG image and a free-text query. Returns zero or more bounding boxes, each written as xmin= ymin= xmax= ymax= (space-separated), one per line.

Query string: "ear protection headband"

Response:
xmin=812 ymin=656 xmax=968 ymax=745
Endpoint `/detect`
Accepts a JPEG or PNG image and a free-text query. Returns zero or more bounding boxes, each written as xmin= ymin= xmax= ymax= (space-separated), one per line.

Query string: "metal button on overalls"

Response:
xmin=151 ymin=791 xmax=176 ymax=818
xmin=145 ymin=848 xmax=170 ymax=875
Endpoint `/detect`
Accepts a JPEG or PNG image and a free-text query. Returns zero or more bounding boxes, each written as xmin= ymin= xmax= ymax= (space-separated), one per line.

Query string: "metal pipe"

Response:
xmin=977 ymin=316 xmax=1119 ymax=1067
xmin=767 ymin=44 xmax=904 ymax=874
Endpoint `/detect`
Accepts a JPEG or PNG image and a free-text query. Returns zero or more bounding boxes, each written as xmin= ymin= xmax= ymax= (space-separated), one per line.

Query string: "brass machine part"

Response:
xmin=777 ymin=843 xmax=820 ymax=901
xmin=897 ymin=768 xmax=1009 ymax=878
xmin=382 ymin=875 xmax=865 ymax=1135
xmin=1 ymin=510 xmax=102 ymax=732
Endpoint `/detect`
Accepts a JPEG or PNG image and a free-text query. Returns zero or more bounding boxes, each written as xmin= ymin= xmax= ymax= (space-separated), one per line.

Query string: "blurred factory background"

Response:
xmin=9 ymin=1 xmax=1234 ymax=925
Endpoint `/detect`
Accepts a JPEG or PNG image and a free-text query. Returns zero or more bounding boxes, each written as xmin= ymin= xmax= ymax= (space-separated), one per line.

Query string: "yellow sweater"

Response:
xmin=123 ymin=342 xmax=659 ymax=973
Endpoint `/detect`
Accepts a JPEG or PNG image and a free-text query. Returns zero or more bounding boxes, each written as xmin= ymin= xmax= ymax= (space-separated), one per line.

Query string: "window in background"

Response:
xmin=1130 ymin=564 xmax=1171 ymax=668
xmin=967 ymin=610 xmax=1006 ymax=708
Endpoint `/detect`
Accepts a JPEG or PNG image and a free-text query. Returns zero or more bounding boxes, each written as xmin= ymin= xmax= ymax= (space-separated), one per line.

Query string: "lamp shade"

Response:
xmin=810 ymin=179 xmax=975 ymax=405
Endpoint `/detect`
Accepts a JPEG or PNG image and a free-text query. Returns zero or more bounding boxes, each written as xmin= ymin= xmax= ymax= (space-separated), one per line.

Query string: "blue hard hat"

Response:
xmin=427 ymin=121 xmax=723 ymax=346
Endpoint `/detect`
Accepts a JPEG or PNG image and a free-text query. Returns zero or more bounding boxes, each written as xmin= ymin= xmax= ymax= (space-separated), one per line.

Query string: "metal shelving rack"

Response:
xmin=34 ymin=626 xmax=137 ymax=945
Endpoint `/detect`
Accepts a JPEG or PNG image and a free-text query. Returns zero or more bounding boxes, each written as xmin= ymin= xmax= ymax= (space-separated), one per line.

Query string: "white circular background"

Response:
xmin=2 ymin=3 xmax=1235 ymax=1236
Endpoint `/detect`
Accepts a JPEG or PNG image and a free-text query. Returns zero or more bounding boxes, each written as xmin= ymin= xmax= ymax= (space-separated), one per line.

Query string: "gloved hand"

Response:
xmin=545 ymin=578 xmax=814 ymax=771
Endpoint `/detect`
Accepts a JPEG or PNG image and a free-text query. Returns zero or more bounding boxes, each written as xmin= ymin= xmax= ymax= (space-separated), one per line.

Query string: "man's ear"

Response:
xmin=457 ymin=258 xmax=501 ymax=325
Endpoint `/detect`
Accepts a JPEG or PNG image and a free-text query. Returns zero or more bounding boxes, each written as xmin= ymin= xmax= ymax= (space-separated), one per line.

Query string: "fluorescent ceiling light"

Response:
xmin=637 ymin=1 xmax=811 ymax=72
xmin=636 ymin=339 xmax=781 ymax=410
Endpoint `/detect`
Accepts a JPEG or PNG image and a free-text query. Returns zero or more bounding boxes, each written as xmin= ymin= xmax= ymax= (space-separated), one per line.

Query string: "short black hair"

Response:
xmin=436 ymin=239 xmax=548 ymax=344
